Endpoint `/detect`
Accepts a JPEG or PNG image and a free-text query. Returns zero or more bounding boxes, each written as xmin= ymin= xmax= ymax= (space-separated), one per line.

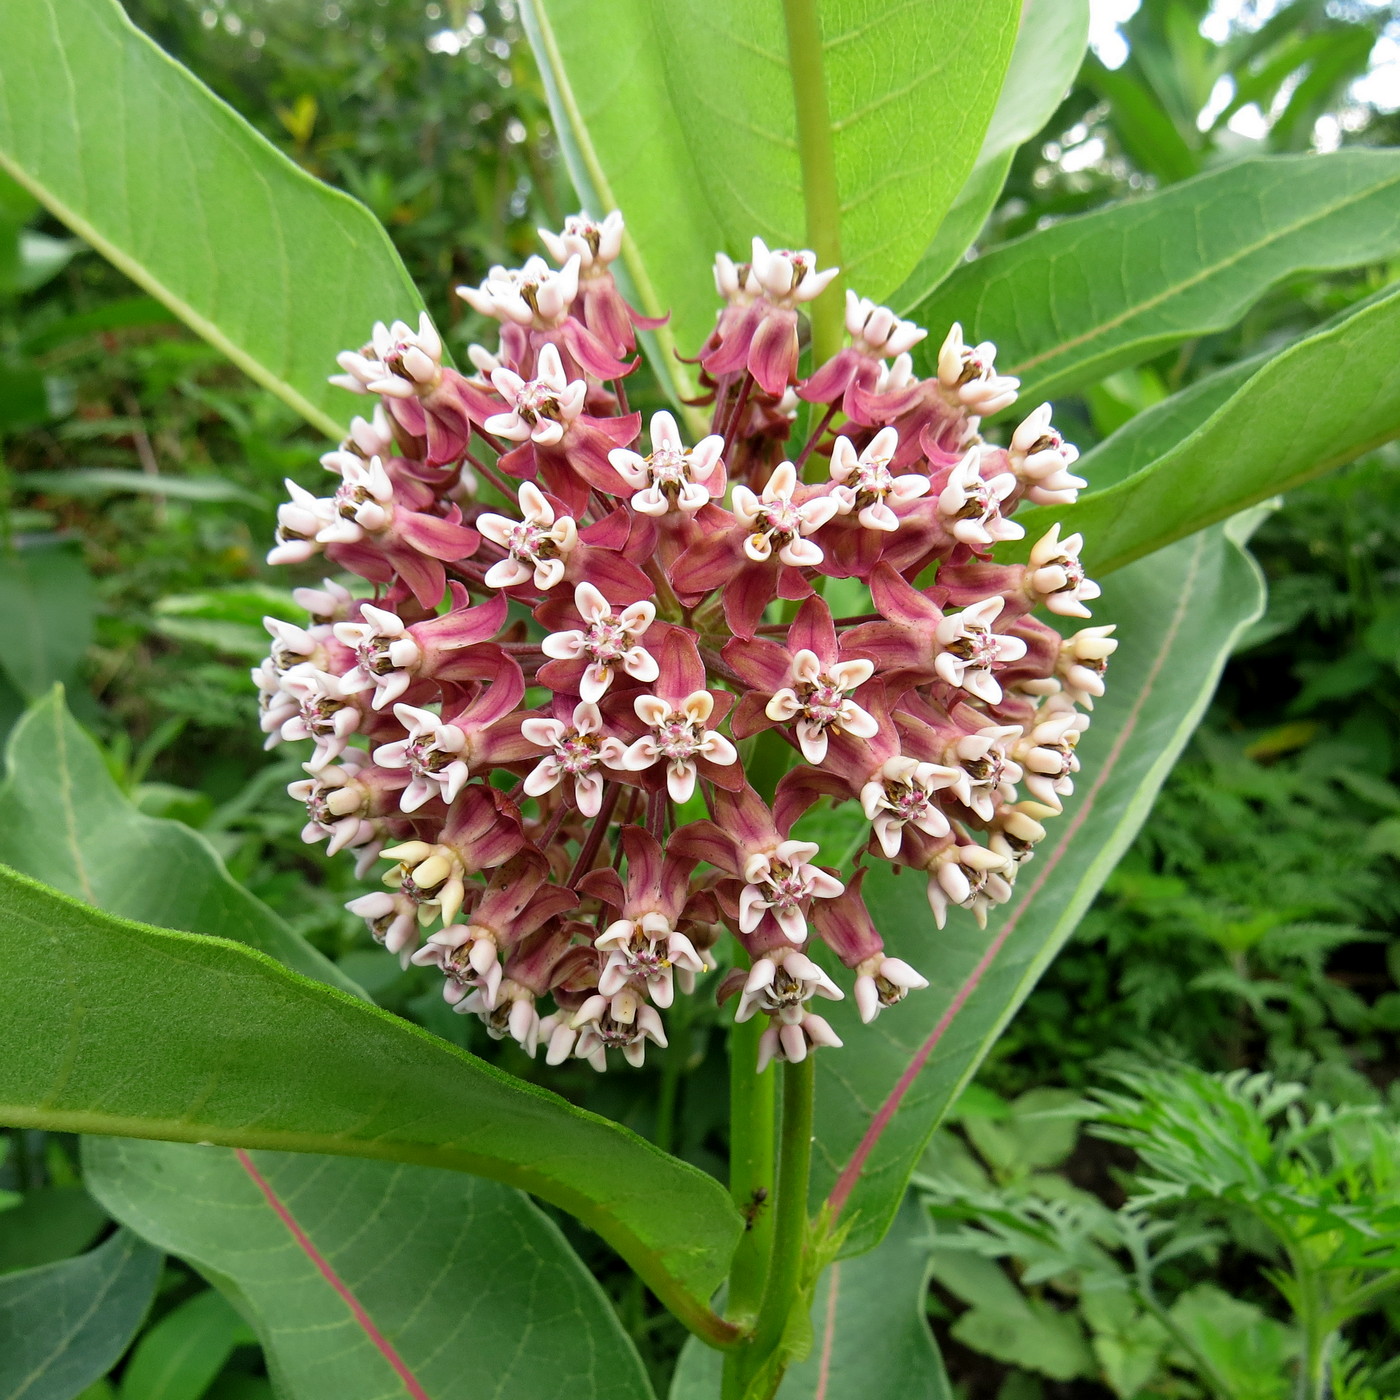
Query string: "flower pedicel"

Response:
xmin=257 ymin=219 xmax=1115 ymax=1073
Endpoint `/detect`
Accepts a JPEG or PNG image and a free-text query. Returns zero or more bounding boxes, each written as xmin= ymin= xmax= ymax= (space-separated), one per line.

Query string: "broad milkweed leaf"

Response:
xmin=0 ymin=1230 xmax=161 ymax=1400
xmin=0 ymin=867 xmax=743 ymax=1339
xmin=0 ymin=690 xmax=361 ymax=997
xmin=0 ymin=0 xmax=424 ymax=440
xmin=0 ymin=1187 xmax=109 ymax=1276
xmin=669 ymin=1195 xmax=950 ymax=1400
xmin=1025 ymin=284 xmax=1400 ymax=574
xmin=809 ymin=518 xmax=1267 ymax=1257
xmin=890 ymin=0 xmax=1092 ymax=312
xmin=88 ymin=1139 xmax=655 ymax=1400
xmin=524 ymin=0 xmax=1021 ymax=378
xmin=910 ymin=151 xmax=1400 ymax=407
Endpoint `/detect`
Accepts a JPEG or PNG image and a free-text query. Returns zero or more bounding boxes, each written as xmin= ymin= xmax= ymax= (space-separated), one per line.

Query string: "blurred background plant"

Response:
xmin=2 ymin=0 xmax=1399 ymax=1395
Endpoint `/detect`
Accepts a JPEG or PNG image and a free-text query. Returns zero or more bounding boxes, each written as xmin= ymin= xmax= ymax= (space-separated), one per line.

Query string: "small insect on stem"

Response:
xmin=741 ymin=1186 xmax=769 ymax=1231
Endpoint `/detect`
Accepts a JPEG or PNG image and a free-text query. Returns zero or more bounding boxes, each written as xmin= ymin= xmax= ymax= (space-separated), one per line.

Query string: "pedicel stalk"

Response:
xmin=255 ymin=212 xmax=1115 ymax=1391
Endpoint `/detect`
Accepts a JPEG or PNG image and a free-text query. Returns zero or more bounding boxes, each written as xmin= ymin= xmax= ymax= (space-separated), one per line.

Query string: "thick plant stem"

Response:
xmin=724 ymin=1015 xmax=776 ymax=1326
xmin=748 ymin=1056 xmax=816 ymax=1395
xmin=781 ymin=0 xmax=843 ymax=366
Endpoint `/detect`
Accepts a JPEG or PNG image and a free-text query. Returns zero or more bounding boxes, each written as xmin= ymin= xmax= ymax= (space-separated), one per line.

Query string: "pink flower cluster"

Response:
xmin=256 ymin=213 xmax=1116 ymax=1073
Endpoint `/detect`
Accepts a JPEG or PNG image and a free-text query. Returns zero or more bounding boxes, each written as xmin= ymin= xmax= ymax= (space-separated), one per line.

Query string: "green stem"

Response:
xmin=724 ymin=1016 xmax=777 ymax=1326
xmin=781 ymin=0 xmax=844 ymax=366
xmin=750 ymin=1057 xmax=816 ymax=1380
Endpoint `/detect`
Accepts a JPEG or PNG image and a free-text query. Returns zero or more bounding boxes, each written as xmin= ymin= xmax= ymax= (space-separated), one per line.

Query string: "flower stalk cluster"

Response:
xmin=257 ymin=218 xmax=1114 ymax=1073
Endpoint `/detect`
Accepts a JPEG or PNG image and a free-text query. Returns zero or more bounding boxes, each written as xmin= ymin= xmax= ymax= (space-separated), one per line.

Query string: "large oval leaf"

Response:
xmin=87 ymin=1138 xmax=654 ymax=1400
xmin=524 ymin=0 xmax=1021 ymax=374
xmin=0 ymin=866 xmax=742 ymax=1339
xmin=0 ymin=690 xmax=360 ymax=997
xmin=0 ymin=0 xmax=424 ymax=439
xmin=0 ymin=1229 xmax=161 ymax=1400
xmin=809 ymin=517 xmax=1267 ymax=1257
xmin=910 ymin=151 xmax=1400 ymax=406
xmin=1025 ymin=285 xmax=1400 ymax=574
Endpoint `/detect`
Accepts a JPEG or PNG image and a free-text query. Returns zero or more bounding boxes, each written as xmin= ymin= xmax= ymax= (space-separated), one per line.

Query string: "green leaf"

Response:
xmin=117 ymin=1290 xmax=247 ymax=1400
xmin=810 ymin=518 xmax=1268 ymax=1257
xmin=0 ymin=690 xmax=360 ymax=997
xmin=0 ymin=0 xmax=425 ymax=439
xmin=1032 ymin=285 xmax=1400 ymax=574
xmin=525 ymin=0 xmax=1020 ymax=374
xmin=890 ymin=0 xmax=1092 ymax=311
xmin=0 ymin=866 xmax=743 ymax=1337
xmin=88 ymin=1139 xmax=656 ymax=1400
xmin=0 ymin=1188 xmax=109 ymax=1275
xmin=17 ymin=471 xmax=263 ymax=507
xmin=0 ymin=1230 xmax=161 ymax=1400
xmin=911 ymin=151 xmax=1400 ymax=406
xmin=670 ymin=1195 xmax=950 ymax=1400
xmin=0 ymin=540 xmax=94 ymax=701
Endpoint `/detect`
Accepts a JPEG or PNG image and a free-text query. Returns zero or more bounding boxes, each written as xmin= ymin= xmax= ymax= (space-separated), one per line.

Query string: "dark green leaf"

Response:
xmin=0 ymin=1230 xmax=161 ymax=1400
xmin=0 ymin=541 xmax=94 ymax=701
xmin=88 ymin=1139 xmax=656 ymax=1400
xmin=810 ymin=519 xmax=1268 ymax=1257
xmin=0 ymin=1188 xmax=109 ymax=1275
xmin=0 ymin=867 xmax=742 ymax=1334
xmin=912 ymin=152 xmax=1400 ymax=406
xmin=0 ymin=691 xmax=360 ymax=997
xmin=1031 ymin=285 xmax=1400 ymax=574
xmin=0 ymin=0 xmax=425 ymax=439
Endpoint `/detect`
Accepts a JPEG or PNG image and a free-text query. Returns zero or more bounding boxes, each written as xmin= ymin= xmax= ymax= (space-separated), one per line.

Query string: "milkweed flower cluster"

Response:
xmin=257 ymin=216 xmax=1115 ymax=1074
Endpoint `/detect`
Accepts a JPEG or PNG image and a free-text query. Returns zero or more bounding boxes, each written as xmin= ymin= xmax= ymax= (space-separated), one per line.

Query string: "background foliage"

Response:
xmin=1 ymin=0 xmax=1399 ymax=1395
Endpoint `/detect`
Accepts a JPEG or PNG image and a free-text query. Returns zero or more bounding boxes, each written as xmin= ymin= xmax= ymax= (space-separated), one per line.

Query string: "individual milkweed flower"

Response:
xmin=580 ymin=828 xmax=709 ymax=1007
xmin=799 ymin=294 xmax=927 ymax=416
xmin=986 ymin=803 xmax=1049 ymax=876
xmin=345 ymin=890 xmax=420 ymax=956
xmin=734 ymin=461 xmax=840 ymax=566
xmin=477 ymin=481 xmax=578 ymax=590
xmin=537 ymin=582 xmax=658 ymax=702
xmin=735 ymin=946 xmax=843 ymax=1022
xmin=334 ymin=590 xmax=508 ymax=710
xmin=268 ymin=481 xmax=335 ymax=565
xmin=938 ymin=721 xmax=1024 ymax=821
xmin=827 ymin=428 xmax=930 ymax=533
xmin=904 ymin=828 xmax=1015 ymax=929
xmin=1013 ymin=698 xmax=1087 ymax=813
xmin=810 ymin=871 xmax=929 ymax=1023
xmin=1056 ymin=625 xmax=1118 ymax=708
xmin=287 ymin=750 xmax=404 ymax=856
xmin=329 ymin=313 xmax=445 ymax=399
xmin=293 ymin=578 xmax=357 ymax=625
xmin=538 ymin=210 xmax=625 ymax=270
xmin=935 ymin=447 xmax=1024 ymax=547
xmin=1026 ymin=524 xmax=1102 ymax=619
xmin=411 ymin=857 xmax=577 ymax=1010
xmin=277 ymin=667 xmax=367 ymax=771
xmin=701 ymin=238 xmax=839 ymax=396
xmin=846 ymin=565 xmax=1027 ymax=704
xmin=564 ymin=987 xmax=669 ymax=1071
xmin=373 ymin=658 xmax=532 ymax=813
xmin=1007 ymin=404 xmax=1086 ymax=507
xmin=485 ymin=342 xmax=586 ymax=447
xmin=520 ymin=700 xmax=628 ymax=817
xmin=607 ymin=410 xmax=726 ymax=518
xmin=618 ymin=627 xmax=740 ymax=804
xmin=936 ymin=322 xmax=1020 ymax=417
xmin=859 ymin=755 xmax=958 ymax=857
xmin=458 ymin=254 xmax=581 ymax=330
xmin=724 ymin=596 xmax=877 ymax=765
